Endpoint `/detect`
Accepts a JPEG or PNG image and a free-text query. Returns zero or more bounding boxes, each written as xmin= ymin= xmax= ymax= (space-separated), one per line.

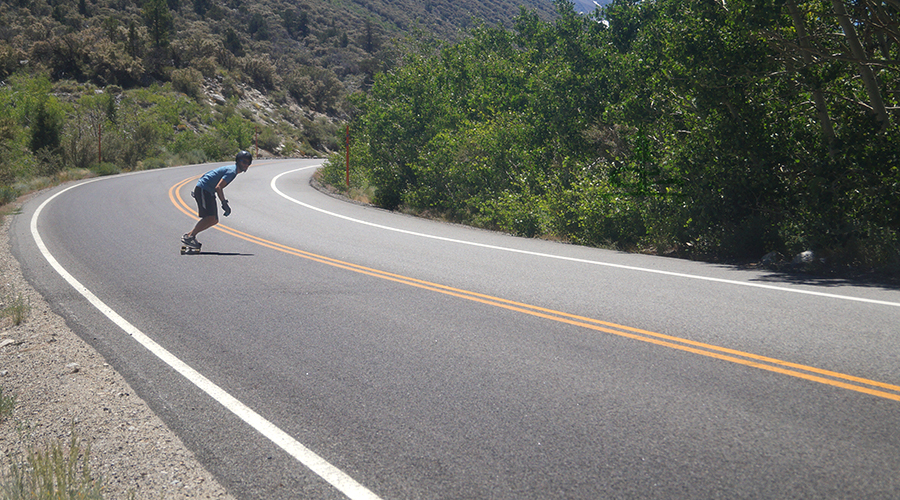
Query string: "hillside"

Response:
xmin=0 ymin=0 xmax=559 ymax=105
xmin=0 ymin=0 xmax=561 ymax=184
xmin=570 ymin=0 xmax=609 ymax=14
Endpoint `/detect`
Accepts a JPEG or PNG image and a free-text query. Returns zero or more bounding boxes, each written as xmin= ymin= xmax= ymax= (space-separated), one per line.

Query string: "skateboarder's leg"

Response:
xmin=188 ymin=215 xmax=218 ymax=239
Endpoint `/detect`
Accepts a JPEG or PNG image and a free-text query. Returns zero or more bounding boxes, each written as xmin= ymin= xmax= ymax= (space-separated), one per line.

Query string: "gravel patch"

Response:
xmin=0 ymin=199 xmax=235 ymax=499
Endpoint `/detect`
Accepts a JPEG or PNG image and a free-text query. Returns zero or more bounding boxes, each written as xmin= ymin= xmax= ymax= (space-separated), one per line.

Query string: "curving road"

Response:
xmin=11 ymin=159 xmax=900 ymax=499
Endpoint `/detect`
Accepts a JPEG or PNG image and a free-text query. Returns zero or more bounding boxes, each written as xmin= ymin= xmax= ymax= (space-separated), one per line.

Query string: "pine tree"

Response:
xmin=143 ymin=0 xmax=174 ymax=49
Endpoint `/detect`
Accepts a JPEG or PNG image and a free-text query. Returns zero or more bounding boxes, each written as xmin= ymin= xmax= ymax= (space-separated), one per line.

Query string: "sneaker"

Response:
xmin=181 ymin=233 xmax=201 ymax=249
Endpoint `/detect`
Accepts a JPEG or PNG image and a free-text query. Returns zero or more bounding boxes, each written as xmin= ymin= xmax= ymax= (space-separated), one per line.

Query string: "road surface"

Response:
xmin=11 ymin=159 xmax=900 ymax=499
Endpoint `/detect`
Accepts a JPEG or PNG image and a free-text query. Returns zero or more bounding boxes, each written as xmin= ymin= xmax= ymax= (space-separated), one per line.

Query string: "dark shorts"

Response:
xmin=193 ymin=186 xmax=218 ymax=218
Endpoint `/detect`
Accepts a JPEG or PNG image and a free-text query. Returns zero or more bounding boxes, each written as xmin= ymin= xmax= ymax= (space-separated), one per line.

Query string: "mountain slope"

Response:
xmin=570 ymin=0 xmax=610 ymax=14
xmin=0 ymin=0 xmax=560 ymax=97
xmin=0 ymin=0 xmax=563 ymax=166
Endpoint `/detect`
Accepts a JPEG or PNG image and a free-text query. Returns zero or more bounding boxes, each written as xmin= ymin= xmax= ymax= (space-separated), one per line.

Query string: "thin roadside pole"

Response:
xmin=345 ymin=124 xmax=350 ymax=188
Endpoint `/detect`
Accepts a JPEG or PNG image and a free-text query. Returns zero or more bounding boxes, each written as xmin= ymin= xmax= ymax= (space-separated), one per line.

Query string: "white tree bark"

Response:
xmin=831 ymin=0 xmax=890 ymax=129
xmin=787 ymin=1 xmax=836 ymax=143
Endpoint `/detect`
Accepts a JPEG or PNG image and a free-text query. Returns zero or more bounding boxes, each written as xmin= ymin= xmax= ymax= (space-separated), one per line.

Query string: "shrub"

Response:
xmin=256 ymin=126 xmax=281 ymax=153
xmin=92 ymin=162 xmax=121 ymax=176
xmin=196 ymin=132 xmax=233 ymax=161
xmin=0 ymin=185 xmax=20 ymax=205
xmin=0 ymin=42 xmax=24 ymax=80
xmin=0 ymin=116 xmax=25 ymax=185
xmin=215 ymin=115 xmax=253 ymax=151
xmin=171 ymin=67 xmax=203 ymax=98
xmin=174 ymin=148 xmax=209 ymax=165
xmin=241 ymin=55 xmax=277 ymax=89
xmin=473 ymin=190 xmax=549 ymax=237
xmin=140 ymin=157 xmax=167 ymax=170
xmin=28 ymin=97 xmax=64 ymax=156
xmin=285 ymin=67 xmax=343 ymax=112
xmin=304 ymin=116 xmax=340 ymax=152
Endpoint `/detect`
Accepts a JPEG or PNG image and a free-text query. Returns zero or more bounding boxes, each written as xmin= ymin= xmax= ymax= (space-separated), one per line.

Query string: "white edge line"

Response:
xmin=30 ymin=180 xmax=381 ymax=500
xmin=274 ymin=167 xmax=900 ymax=308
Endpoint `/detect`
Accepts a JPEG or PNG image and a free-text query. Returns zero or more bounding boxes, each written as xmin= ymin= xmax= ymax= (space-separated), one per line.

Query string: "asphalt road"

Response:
xmin=11 ymin=159 xmax=900 ymax=499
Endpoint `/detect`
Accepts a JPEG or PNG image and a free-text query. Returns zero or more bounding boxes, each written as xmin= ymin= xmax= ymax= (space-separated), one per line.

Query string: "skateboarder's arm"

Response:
xmin=214 ymin=178 xmax=230 ymax=203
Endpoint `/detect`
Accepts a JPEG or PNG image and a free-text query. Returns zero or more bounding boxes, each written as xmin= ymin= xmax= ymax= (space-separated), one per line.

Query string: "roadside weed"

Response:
xmin=1 ymin=292 xmax=30 ymax=326
xmin=0 ymin=388 xmax=14 ymax=421
xmin=1 ymin=432 xmax=104 ymax=500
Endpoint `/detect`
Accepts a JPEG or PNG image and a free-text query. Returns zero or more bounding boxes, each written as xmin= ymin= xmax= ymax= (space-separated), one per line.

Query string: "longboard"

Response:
xmin=180 ymin=244 xmax=201 ymax=255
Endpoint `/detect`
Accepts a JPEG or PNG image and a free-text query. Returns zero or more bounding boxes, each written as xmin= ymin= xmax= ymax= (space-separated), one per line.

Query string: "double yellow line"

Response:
xmin=170 ymin=176 xmax=900 ymax=402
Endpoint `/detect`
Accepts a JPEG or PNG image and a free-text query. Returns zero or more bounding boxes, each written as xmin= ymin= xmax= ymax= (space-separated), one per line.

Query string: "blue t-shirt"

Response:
xmin=196 ymin=165 xmax=238 ymax=193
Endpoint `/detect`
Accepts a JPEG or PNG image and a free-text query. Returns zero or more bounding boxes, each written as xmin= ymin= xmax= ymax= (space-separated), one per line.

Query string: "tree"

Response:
xmin=29 ymin=95 xmax=64 ymax=155
xmin=363 ymin=19 xmax=379 ymax=53
xmin=121 ymin=23 xmax=138 ymax=60
xmin=281 ymin=9 xmax=309 ymax=40
xmin=249 ymin=12 xmax=270 ymax=41
xmin=831 ymin=0 xmax=890 ymax=129
xmin=143 ymin=0 xmax=174 ymax=50
xmin=224 ymin=28 xmax=243 ymax=56
xmin=193 ymin=0 xmax=210 ymax=16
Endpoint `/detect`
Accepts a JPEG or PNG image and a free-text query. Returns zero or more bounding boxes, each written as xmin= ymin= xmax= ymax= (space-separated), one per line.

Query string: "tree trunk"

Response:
xmin=831 ymin=0 xmax=889 ymax=130
xmin=787 ymin=1 xmax=836 ymax=144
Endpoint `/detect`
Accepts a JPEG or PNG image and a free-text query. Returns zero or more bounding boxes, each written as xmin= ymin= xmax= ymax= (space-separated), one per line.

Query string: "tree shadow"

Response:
xmin=725 ymin=261 xmax=900 ymax=292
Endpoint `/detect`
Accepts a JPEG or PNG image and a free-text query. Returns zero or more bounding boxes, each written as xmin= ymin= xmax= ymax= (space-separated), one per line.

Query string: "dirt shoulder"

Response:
xmin=0 ymin=197 xmax=235 ymax=499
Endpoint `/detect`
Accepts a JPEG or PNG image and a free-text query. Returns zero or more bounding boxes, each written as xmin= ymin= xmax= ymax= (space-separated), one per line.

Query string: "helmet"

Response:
xmin=236 ymin=150 xmax=253 ymax=165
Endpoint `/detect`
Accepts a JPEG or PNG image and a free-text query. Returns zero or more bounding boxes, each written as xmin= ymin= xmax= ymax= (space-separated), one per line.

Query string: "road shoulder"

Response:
xmin=0 ymin=198 xmax=235 ymax=499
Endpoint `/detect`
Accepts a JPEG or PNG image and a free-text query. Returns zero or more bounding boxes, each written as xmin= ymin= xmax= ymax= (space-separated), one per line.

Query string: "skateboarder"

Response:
xmin=181 ymin=150 xmax=252 ymax=250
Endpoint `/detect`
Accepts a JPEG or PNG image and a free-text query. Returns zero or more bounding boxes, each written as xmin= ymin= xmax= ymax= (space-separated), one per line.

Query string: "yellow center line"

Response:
xmin=170 ymin=176 xmax=900 ymax=402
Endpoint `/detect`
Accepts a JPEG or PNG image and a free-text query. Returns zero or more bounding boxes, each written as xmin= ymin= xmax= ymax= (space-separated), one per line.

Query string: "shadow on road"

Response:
xmin=180 ymin=252 xmax=254 ymax=257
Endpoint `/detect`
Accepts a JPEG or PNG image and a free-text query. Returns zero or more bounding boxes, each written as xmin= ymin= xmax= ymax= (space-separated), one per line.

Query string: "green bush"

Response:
xmin=0 ymin=185 xmax=21 ymax=205
xmin=196 ymin=132 xmax=234 ymax=161
xmin=566 ymin=178 xmax=646 ymax=250
xmin=241 ymin=55 xmax=277 ymax=90
xmin=28 ymin=96 xmax=65 ymax=157
xmin=475 ymin=190 xmax=549 ymax=238
xmin=256 ymin=126 xmax=281 ymax=153
xmin=92 ymin=162 xmax=121 ymax=176
xmin=0 ymin=43 xmax=24 ymax=80
xmin=140 ymin=157 xmax=167 ymax=170
xmin=285 ymin=67 xmax=344 ymax=112
xmin=170 ymin=130 xmax=203 ymax=155
xmin=174 ymin=148 xmax=209 ymax=165
xmin=215 ymin=115 xmax=253 ymax=152
xmin=304 ymin=116 xmax=340 ymax=152
xmin=171 ymin=67 xmax=203 ymax=98
xmin=321 ymin=151 xmax=363 ymax=190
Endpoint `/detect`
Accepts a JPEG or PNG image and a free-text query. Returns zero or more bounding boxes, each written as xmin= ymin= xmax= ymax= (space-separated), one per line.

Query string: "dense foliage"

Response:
xmin=324 ymin=0 xmax=900 ymax=271
xmin=0 ymin=0 xmax=556 ymax=202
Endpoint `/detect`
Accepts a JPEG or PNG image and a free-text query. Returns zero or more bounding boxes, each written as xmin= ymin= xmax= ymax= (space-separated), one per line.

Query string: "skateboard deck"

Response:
xmin=180 ymin=244 xmax=201 ymax=255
